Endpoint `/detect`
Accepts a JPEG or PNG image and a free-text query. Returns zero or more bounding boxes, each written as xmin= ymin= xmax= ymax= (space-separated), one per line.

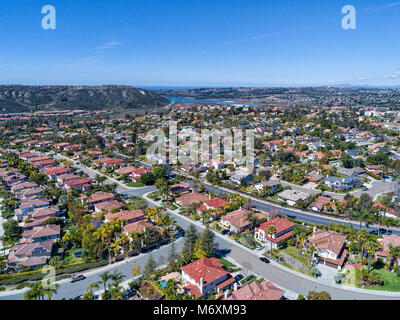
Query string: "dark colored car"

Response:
xmin=259 ymin=257 xmax=270 ymax=264
xmin=234 ymin=274 xmax=244 ymax=282
xmin=70 ymin=275 xmax=86 ymax=283
xmin=221 ymin=229 xmax=230 ymax=235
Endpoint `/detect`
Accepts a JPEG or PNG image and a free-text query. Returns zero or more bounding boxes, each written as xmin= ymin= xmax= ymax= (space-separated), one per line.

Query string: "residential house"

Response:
xmin=104 ymin=210 xmax=145 ymax=224
xmin=278 ymin=190 xmax=308 ymax=206
xmin=94 ymin=200 xmax=124 ymax=214
xmin=175 ymin=192 xmax=209 ymax=207
xmin=220 ymin=209 xmax=264 ymax=233
xmin=224 ymin=280 xmax=285 ymax=300
xmin=306 ymin=228 xmax=348 ymax=270
xmin=181 ymin=257 xmax=235 ymax=298
xmin=376 ymin=235 xmax=400 ymax=263
xmin=324 ymin=175 xmax=362 ymax=191
xmin=254 ymin=217 xmax=295 ymax=249
xmin=22 ymin=224 xmax=61 ymax=243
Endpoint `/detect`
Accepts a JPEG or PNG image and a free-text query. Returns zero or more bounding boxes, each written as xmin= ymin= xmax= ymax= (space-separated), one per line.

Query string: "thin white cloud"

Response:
xmin=384 ymin=71 xmax=400 ymax=79
xmin=96 ymin=41 xmax=121 ymax=50
xmin=220 ymin=31 xmax=288 ymax=47
xmin=360 ymin=1 xmax=400 ymax=13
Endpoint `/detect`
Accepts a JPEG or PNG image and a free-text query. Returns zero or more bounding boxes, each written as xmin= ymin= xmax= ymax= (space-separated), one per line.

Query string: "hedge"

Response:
xmin=0 ymin=260 xmax=108 ymax=286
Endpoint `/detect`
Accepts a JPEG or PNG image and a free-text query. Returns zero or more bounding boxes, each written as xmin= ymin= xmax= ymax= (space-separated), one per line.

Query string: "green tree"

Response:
xmin=2 ymin=219 xmax=22 ymax=243
xmin=167 ymin=241 xmax=178 ymax=263
xmin=144 ymin=253 xmax=157 ymax=276
xmin=183 ymin=224 xmax=198 ymax=256
xmin=200 ymin=228 xmax=216 ymax=258
xmin=306 ymin=291 xmax=332 ymax=300
xmin=82 ymin=282 xmax=100 ymax=300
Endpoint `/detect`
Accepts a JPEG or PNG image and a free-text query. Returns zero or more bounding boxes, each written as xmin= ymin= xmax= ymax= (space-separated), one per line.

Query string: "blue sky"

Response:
xmin=0 ymin=0 xmax=400 ymax=87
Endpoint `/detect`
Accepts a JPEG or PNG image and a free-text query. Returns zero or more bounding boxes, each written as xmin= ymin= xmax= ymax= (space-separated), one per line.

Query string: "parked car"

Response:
xmin=259 ymin=257 xmax=270 ymax=264
xmin=234 ymin=274 xmax=244 ymax=282
xmin=256 ymin=245 xmax=264 ymax=251
xmin=362 ymin=187 xmax=368 ymax=191
xmin=221 ymin=229 xmax=230 ymax=235
xmin=70 ymin=275 xmax=86 ymax=283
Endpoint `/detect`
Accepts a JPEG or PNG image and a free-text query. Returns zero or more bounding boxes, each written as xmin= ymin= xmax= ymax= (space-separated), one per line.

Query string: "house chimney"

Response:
xmin=234 ymin=282 xmax=238 ymax=291
xmin=200 ymin=278 xmax=204 ymax=294
xmin=313 ymin=226 xmax=317 ymax=235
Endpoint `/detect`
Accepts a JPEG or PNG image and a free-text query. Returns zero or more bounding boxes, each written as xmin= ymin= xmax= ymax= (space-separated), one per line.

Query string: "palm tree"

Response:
xmin=44 ymin=280 xmax=60 ymax=300
xmin=100 ymin=271 xmax=112 ymax=296
xmin=387 ymin=244 xmax=400 ymax=270
xmin=23 ymin=282 xmax=45 ymax=300
xmin=109 ymin=279 xmax=127 ymax=300
xmin=308 ymin=244 xmax=317 ymax=265
xmin=365 ymin=240 xmax=380 ymax=273
xmin=245 ymin=211 xmax=257 ymax=230
xmin=95 ymin=174 xmax=106 ymax=186
xmin=82 ymin=281 xmax=100 ymax=300
xmin=266 ymin=225 xmax=277 ymax=258
xmin=298 ymin=236 xmax=307 ymax=256
xmin=110 ymin=270 xmax=126 ymax=282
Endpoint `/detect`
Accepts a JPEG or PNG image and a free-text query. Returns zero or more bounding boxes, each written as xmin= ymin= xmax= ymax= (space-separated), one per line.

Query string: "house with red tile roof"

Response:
xmin=181 ymin=257 xmax=235 ymax=298
xmin=311 ymin=196 xmax=336 ymax=212
xmin=95 ymin=157 xmax=125 ymax=169
xmin=122 ymin=220 xmax=154 ymax=235
xmin=20 ymin=153 xmax=38 ymax=160
xmin=43 ymin=167 xmax=73 ymax=180
xmin=130 ymin=167 xmax=152 ymax=180
xmin=81 ymin=192 xmax=115 ymax=205
xmin=64 ymin=178 xmax=92 ymax=191
xmin=170 ymin=182 xmax=191 ymax=195
xmin=306 ymin=229 xmax=348 ymax=270
xmin=115 ymin=166 xmax=137 ymax=176
xmin=220 ymin=209 xmax=264 ymax=233
xmin=255 ymin=217 xmax=295 ymax=249
xmin=22 ymin=225 xmax=61 ymax=243
xmin=376 ymin=235 xmax=400 ymax=263
xmin=27 ymin=156 xmax=50 ymax=164
xmin=94 ymin=200 xmax=124 ymax=213
xmin=373 ymin=202 xmax=399 ymax=219
xmin=204 ymin=197 xmax=231 ymax=210
xmin=7 ymin=239 xmax=55 ymax=271
xmin=105 ymin=210 xmax=145 ymax=224
xmin=175 ymin=192 xmax=209 ymax=207
xmin=31 ymin=159 xmax=56 ymax=169
xmin=224 ymin=280 xmax=285 ymax=300
xmin=64 ymin=144 xmax=82 ymax=151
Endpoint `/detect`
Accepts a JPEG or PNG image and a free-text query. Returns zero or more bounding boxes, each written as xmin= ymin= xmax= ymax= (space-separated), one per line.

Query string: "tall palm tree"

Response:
xmin=387 ymin=244 xmax=400 ymax=270
xmin=365 ymin=240 xmax=379 ymax=273
xmin=110 ymin=270 xmax=126 ymax=282
xmin=82 ymin=282 xmax=100 ymax=300
xmin=109 ymin=279 xmax=127 ymax=300
xmin=245 ymin=211 xmax=257 ymax=230
xmin=44 ymin=280 xmax=60 ymax=300
xmin=23 ymin=282 xmax=45 ymax=300
xmin=100 ymin=271 xmax=112 ymax=295
xmin=298 ymin=236 xmax=307 ymax=256
xmin=266 ymin=225 xmax=277 ymax=257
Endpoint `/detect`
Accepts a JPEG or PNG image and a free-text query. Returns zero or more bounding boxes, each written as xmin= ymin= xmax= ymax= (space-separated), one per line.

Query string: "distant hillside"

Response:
xmin=0 ymin=85 xmax=170 ymax=113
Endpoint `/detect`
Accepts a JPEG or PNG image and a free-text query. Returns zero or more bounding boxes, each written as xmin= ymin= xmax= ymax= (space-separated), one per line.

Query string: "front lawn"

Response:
xmin=217 ymin=257 xmax=236 ymax=268
xmin=240 ymin=275 xmax=257 ymax=285
xmin=368 ymin=268 xmax=400 ymax=292
xmin=127 ymin=182 xmax=145 ymax=188
xmin=282 ymin=246 xmax=309 ymax=267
